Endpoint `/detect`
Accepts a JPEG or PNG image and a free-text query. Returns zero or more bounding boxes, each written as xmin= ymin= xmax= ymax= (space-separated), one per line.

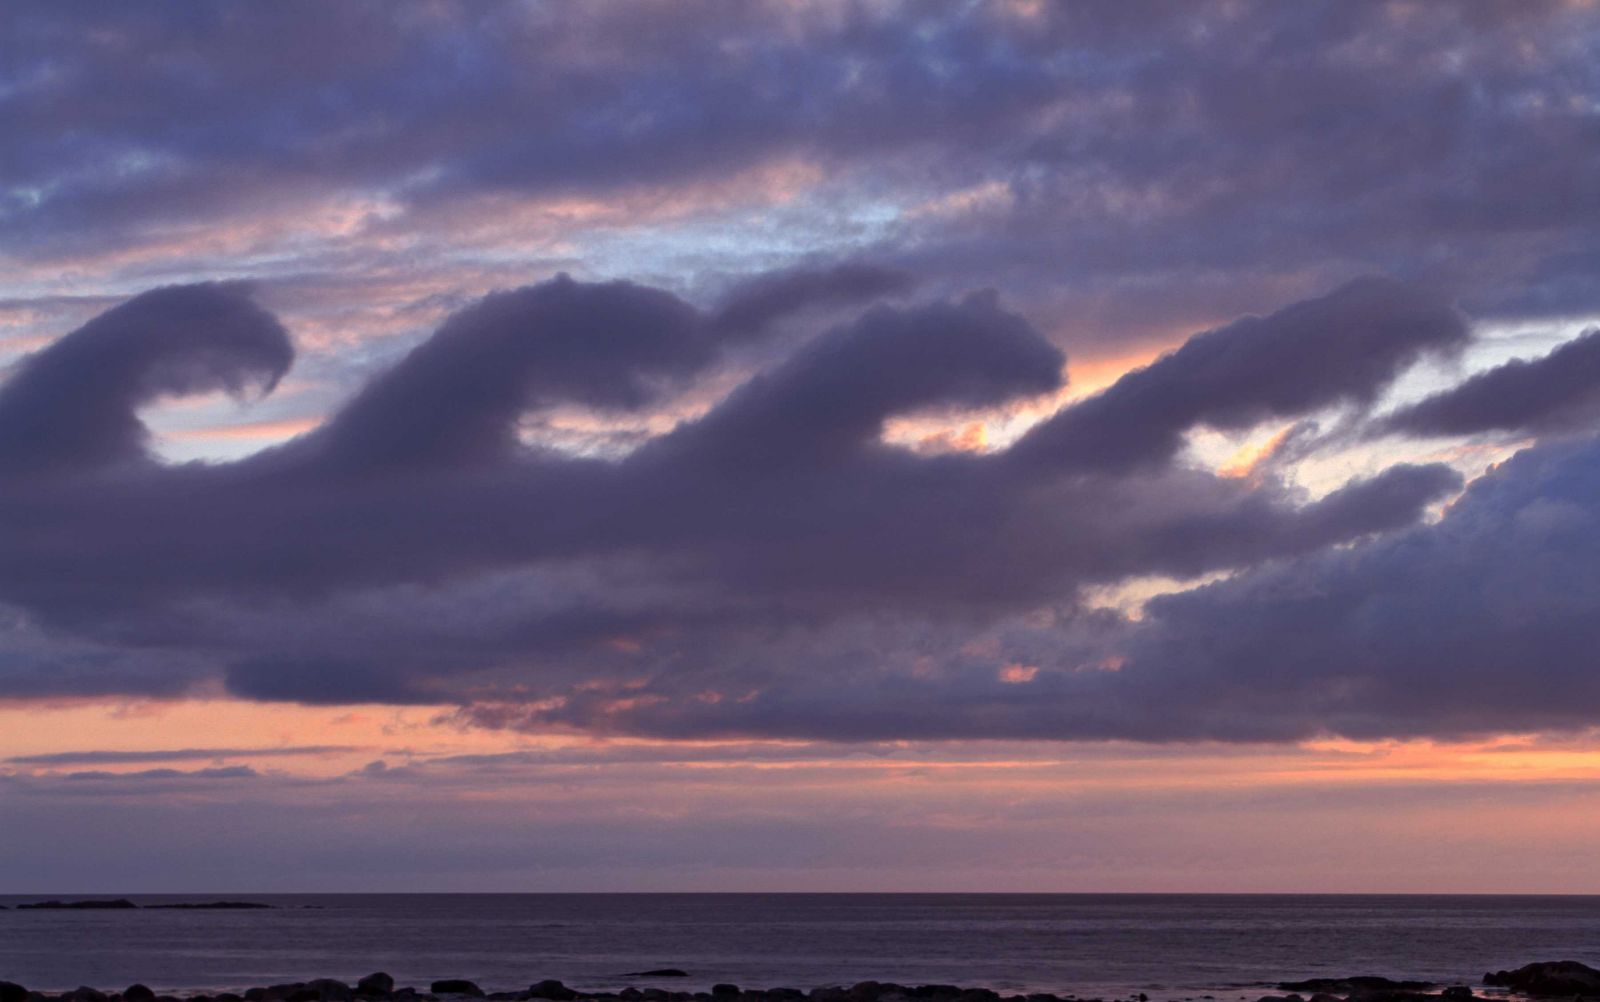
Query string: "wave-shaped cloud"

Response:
xmin=0 ymin=271 xmax=1532 ymax=746
xmin=0 ymin=283 xmax=290 ymax=475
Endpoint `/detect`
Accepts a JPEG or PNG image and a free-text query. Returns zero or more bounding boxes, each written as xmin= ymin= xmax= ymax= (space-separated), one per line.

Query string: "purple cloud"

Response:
xmin=1385 ymin=328 xmax=1600 ymax=438
xmin=0 ymin=283 xmax=290 ymax=475
xmin=1009 ymin=277 xmax=1468 ymax=473
xmin=0 ymin=274 xmax=1478 ymax=739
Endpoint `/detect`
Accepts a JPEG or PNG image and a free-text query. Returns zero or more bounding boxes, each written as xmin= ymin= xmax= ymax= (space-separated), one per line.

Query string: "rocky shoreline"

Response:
xmin=2 ymin=963 xmax=1598 ymax=1002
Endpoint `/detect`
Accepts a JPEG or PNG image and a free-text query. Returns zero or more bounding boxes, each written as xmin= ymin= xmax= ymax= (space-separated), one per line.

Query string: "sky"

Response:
xmin=4 ymin=0 xmax=1600 ymax=892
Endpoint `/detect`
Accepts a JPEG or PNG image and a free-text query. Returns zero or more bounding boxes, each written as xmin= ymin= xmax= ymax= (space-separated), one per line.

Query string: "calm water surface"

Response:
xmin=2 ymin=895 xmax=1598 ymax=1000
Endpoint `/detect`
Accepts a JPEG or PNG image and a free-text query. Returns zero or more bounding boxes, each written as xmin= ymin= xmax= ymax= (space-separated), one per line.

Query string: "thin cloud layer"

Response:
xmin=8 ymin=728 xmax=1600 ymax=893
xmin=6 ymin=746 xmax=358 ymax=766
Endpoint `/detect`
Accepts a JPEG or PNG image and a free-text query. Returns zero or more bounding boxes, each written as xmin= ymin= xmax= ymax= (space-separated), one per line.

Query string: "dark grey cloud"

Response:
xmin=305 ymin=275 xmax=706 ymax=470
xmin=1010 ymin=277 xmax=1468 ymax=473
xmin=0 ymin=283 xmax=290 ymax=475
xmin=649 ymin=290 xmax=1063 ymax=474
xmin=307 ymin=265 xmax=920 ymax=472
xmin=509 ymin=430 xmax=1600 ymax=745
xmin=0 ymin=273 xmax=1485 ymax=743
xmin=708 ymin=263 xmax=916 ymax=339
xmin=0 ymin=276 xmax=1359 ymax=628
xmin=1106 ymin=432 xmax=1600 ymax=741
xmin=1385 ymin=328 xmax=1600 ymax=438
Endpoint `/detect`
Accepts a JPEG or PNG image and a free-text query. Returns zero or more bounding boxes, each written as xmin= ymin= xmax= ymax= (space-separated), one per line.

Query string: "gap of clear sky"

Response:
xmin=3 ymin=1 xmax=1600 ymax=892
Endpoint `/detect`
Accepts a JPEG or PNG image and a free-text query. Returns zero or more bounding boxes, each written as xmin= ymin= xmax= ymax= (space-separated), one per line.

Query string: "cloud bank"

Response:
xmin=5 ymin=0 xmax=1600 ymax=365
xmin=10 ymin=269 xmax=1595 ymax=746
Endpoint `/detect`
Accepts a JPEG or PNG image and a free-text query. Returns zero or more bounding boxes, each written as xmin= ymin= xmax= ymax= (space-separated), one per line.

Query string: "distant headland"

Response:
xmin=5 ymin=900 xmax=272 ymax=911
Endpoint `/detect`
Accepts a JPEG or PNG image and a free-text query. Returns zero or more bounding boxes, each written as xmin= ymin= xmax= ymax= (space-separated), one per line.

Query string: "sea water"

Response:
xmin=2 ymin=894 xmax=1599 ymax=999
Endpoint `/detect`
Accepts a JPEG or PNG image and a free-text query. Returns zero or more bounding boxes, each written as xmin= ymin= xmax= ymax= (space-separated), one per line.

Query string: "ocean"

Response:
xmin=2 ymin=895 xmax=1598 ymax=1000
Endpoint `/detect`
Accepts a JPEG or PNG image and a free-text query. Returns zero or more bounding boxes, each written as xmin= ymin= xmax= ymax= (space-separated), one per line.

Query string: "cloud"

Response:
xmin=305 ymin=264 xmax=922 ymax=472
xmin=1385 ymin=327 xmax=1600 ymax=438
xmin=0 ymin=283 xmax=291 ymax=475
xmin=10 ymin=730 xmax=1600 ymax=892
xmin=707 ymin=263 xmax=916 ymax=338
xmin=464 ymin=434 xmax=1594 ymax=746
xmin=59 ymin=765 xmax=261 ymax=782
xmin=6 ymin=745 xmax=358 ymax=766
xmin=304 ymin=275 xmax=707 ymax=470
xmin=0 ymin=273 xmax=1496 ymax=744
xmin=647 ymin=289 xmax=1064 ymax=473
xmin=1108 ymin=432 xmax=1600 ymax=741
xmin=4 ymin=0 xmax=1598 ymax=358
xmin=1009 ymin=277 xmax=1468 ymax=473
xmin=5 ymin=0 xmax=1600 ymax=896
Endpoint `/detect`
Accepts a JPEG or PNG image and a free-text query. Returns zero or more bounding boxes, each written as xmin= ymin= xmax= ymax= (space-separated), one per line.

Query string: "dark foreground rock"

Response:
xmin=1263 ymin=973 xmax=1465 ymax=1002
xmin=1277 ymin=980 xmax=1434 ymax=994
xmin=1260 ymin=990 xmax=1465 ymax=1002
xmin=1 ymin=970 xmax=1550 ymax=1002
xmin=1485 ymin=961 xmax=1600 ymax=996
xmin=239 ymin=981 xmax=354 ymax=1002
xmin=300 ymin=979 xmax=354 ymax=1002
xmin=625 ymin=975 xmax=688 ymax=980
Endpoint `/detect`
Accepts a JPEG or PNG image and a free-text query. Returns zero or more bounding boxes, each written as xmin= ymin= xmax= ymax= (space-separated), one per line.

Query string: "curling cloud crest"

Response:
xmin=2 ymin=270 xmax=1598 ymax=745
